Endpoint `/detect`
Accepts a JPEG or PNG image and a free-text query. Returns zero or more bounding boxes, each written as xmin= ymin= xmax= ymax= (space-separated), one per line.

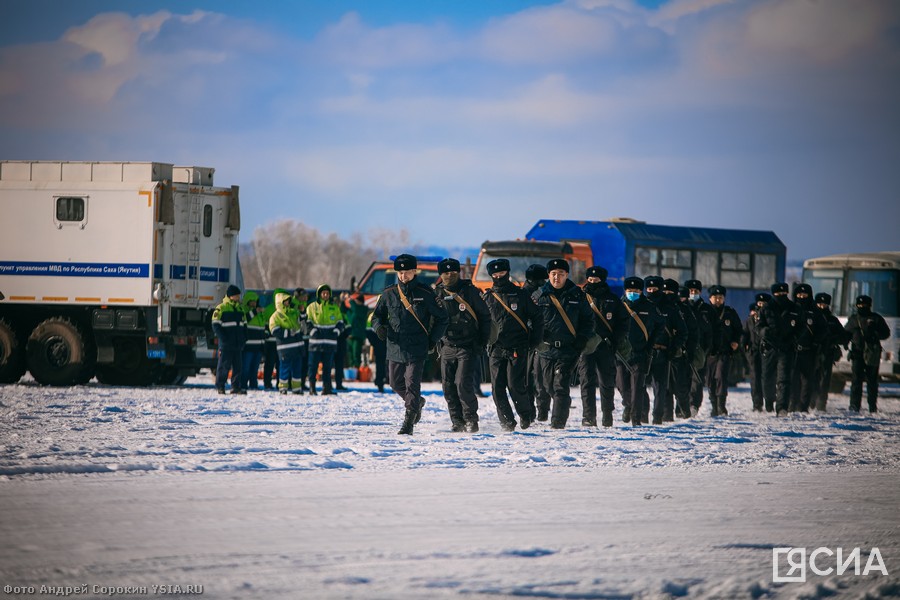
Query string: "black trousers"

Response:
xmin=541 ymin=352 xmax=579 ymax=428
xmin=262 ymin=340 xmax=279 ymax=388
xmin=616 ymin=358 xmax=647 ymax=426
xmin=216 ymin=344 xmax=243 ymax=391
xmin=705 ymin=353 xmax=731 ymax=411
xmin=747 ymin=350 xmax=763 ymax=410
xmin=762 ymin=347 xmax=793 ymax=413
xmin=789 ymin=349 xmax=818 ymax=412
xmin=440 ymin=345 xmax=479 ymax=425
xmin=388 ymin=359 xmax=425 ymax=411
xmin=489 ymin=347 xmax=533 ymax=426
xmin=365 ymin=330 xmax=387 ymax=390
xmin=530 ymin=349 xmax=552 ymax=418
xmin=646 ymin=352 xmax=670 ymax=421
xmin=689 ymin=355 xmax=708 ymax=410
xmin=849 ymin=356 xmax=880 ymax=412
xmin=578 ymin=344 xmax=617 ymax=420
xmin=815 ymin=357 xmax=833 ymax=411
xmin=670 ymin=356 xmax=692 ymax=418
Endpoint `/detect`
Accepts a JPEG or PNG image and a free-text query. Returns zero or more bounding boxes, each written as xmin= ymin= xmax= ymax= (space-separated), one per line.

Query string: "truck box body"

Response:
xmin=0 ymin=161 xmax=241 ymax=386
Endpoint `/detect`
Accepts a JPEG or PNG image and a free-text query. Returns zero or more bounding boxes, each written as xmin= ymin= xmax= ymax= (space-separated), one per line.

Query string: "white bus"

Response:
xmin=802 ymin=252 xmax=900 ymax=391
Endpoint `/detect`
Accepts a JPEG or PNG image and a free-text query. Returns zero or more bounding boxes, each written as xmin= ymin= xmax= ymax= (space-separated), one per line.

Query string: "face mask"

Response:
xmin=626 ymin=291 xmax=641 ymax=302
xmin=689 ymin=292 xmax=700 ymax=301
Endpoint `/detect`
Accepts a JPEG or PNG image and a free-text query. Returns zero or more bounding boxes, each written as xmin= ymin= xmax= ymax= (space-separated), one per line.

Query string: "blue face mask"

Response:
xmin=625 ymin=291 xmax=641 ymax=302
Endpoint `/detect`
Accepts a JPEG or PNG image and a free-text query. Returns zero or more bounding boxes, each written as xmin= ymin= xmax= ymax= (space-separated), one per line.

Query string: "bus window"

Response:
xmin=721 ymin=252 xmax=752 ymax=288
xmin=753 ymin=254 xmax=777 ymax=289
xmin=803 ymin=268 xmax=843 ymax=313
xmin=635 ymin=247 xmax=655 ymax=277
xmin=848 ymin=269 xmax=899 ymax=317
xmin=696 ymin=251 xmax=718 ymax=287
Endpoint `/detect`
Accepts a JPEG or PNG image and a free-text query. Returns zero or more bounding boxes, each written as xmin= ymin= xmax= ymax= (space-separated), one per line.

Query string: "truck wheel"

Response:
xmin=156 ymin=366 xmax=189 ymax=386
xmin=0 ymin=318 xmax=27 ymax=384
xmin=26 ymin=318 xmax=89 ymax=386
xmin=95 ymin=337 xmax=159 ymax=387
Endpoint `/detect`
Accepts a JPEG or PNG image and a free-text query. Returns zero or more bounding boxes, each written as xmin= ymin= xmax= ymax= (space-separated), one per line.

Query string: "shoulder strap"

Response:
xmin=623 ymin=302 xmax=649 ymax=341
xmin=549 ymin=294 xmax=576 ymax=336
xmin=586 ymin=293 xmax=614 ymax=333
xmin=447 ymin=290 xmax=479 ymax=324
xmin=491 ymin=291 xmax=528 ymax=332
xmin=397 ymin=284 xmax=429 ymax=335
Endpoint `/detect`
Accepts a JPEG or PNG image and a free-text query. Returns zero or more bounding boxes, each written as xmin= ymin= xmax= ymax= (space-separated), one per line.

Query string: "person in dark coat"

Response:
xmin=643 ymin=276 xmax=687 ymax=424
xmin=533 ymin=259 xmax=594 ymax=429
xmin=212 ymin=285 xmax=247 ymax=394
xmin=661 ymin=279 xmax=695 ymax=421
xmin=371 ymin=254 xmax=449 ymax=434
xmin=813 ymin=292 xmax=850 ymax=411
xmin=758 ymin=282 xmax=799 ymax=416
xmin=483 ymin=258 xmax=543 ymax=431
xmin=616 ymin=277 xmax=664 ymax=426
xmin=844 ymin=294 xmax=891 ymax=413
xmin=684 ymin=280 xmax=715 ymax=416
xmin=788 ymin=283 xmax=827 ymax=413
xmin=523 ymin=264 xmax=551 ymax=420
xmin=743 ymin=294 xmax=769 ymax=412
xmin=703 ymin=285 xmax=743 ymax=416
xmin=434 ymin=258 xmax=492 ymax=432
xmin=578 ymin=266 xmax=628 ymax=427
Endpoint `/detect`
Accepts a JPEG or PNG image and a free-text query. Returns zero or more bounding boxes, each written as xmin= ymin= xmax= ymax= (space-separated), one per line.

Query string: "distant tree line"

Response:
xmin=239 ymin=219 xmax=417 ymax=291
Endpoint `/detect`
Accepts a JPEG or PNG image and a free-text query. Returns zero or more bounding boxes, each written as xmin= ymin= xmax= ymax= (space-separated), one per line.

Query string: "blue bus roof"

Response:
xmin=528 ymin=220 xmax=785 ymax=252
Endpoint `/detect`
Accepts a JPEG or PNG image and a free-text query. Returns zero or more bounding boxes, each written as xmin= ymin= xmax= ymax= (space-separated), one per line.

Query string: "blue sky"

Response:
xmin=2 ymin=0 xmax=898 ymax=262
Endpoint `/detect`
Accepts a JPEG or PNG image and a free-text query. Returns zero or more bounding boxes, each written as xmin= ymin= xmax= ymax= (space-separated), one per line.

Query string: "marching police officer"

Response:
xmin=813 ymin=292 xmax=850 ymax=411
xmin=578 ymin=266 xmax=628 ymax=427
xmin=434 ymin=257 xmax=492 ymax=432
xmin=483 ymin=258 xmax=543 ymax=431
xmin=758 ymin=282 xmax=799 ymax=416
xmin=371 ymin=254 xmax=449 ymax=435
xmin=533 ymin=259 xmax=594 ymax=430
xmin=844 ymin=295 xmax=890 ymax=413
xmin=616 ymin=277 xmax=664 ymax=426
xmin=788 ymin=283 xmax=827 ymax=412
xmin=662 ymin=279 xmax=697 ymax=421
xmin=743 ymin=294 xmax=770 ymax=412
xmin=643 ymin=276 xmax=686 ymax=424
xmin=704 ymin=285 xmax=742 ymax=416
xmin=684 ymin=280 xmax=716 ymax=417
xmin=524 ymin=264 xmax=552 ymax=421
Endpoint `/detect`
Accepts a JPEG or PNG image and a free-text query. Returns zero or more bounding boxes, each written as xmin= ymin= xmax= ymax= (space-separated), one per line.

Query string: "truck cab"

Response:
xmin=471 ymin=240 xmax=592 ymax=290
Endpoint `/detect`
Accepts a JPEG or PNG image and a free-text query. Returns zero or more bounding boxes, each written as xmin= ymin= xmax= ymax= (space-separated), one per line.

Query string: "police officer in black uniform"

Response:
xmin=844 ymin=295 xmax=891 ymax=413
xmin=371 ymin=254 xmax=449 ymax=435
xmin=483 ymin=258 xmax=543 ymax=431
xmin=643 ymin=276 xmax=687 ymax=424
xmin=684 ymin=280 xmax=716 ymax=417
xmin=578 ymin=266 xmax=629 ymax=427
xmin=743 ymin=294 xmax=770 ymax=412
xmin=813 ymin=292 xmax=850 ymax=411
xmin=704 ymin=285 xmax=742 ymax=416
xmin=789 ymin=283 xmax=827 ymax=413
xmin=434 ymin=258 xmax=492 ymax=432
xmin=758 ymin=282 xmax=799 ymax=416
xmin=533 ymin=258 xmax=594 ymax=430
xmin=524 ymin=264 xmax=552 ymax=420
xmin=616 ymin=277 xmax=664 ymax=426
xmin=662 ymin=279 xmax=696 ymax=421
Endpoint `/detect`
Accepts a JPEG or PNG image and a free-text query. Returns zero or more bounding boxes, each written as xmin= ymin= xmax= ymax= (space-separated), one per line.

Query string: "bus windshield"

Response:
xmin=847 ymin=269 xmax=899 ymax=317
xmin=803 ymin=268 xmax=843 ymax=313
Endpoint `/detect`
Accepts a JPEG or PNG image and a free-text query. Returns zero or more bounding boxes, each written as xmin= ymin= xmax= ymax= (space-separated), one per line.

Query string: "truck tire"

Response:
xmin=156 ymin=366 xmax=189 ymax=386
xmin=26 ymin=318 xmax=89 ymax=386
xmin=95 ymin=337 xmax=159 ymax=387
xmin=0 ymin=318 xmax=27 ymax=384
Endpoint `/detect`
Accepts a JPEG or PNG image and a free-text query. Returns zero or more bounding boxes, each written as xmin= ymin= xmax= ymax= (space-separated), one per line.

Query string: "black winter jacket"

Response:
xmin=483 ymin=276 xmax=543 ymax=351
xmin=533 ymin=279 xmax=594 ymax=359
xmin=582 ymin=282 xmax=628 ymax=346
xmin=434 ymin=278 xmax=492 ymax=350
xmin=371 ymin=277 xmax=449 ymax=363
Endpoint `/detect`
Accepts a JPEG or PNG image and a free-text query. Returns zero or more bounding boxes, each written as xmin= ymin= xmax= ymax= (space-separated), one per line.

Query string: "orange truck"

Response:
xmin=471 ymin=239 xmax=592 ymax=291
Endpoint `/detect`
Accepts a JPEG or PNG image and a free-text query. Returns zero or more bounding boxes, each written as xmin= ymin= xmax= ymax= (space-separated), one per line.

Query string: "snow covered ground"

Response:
xmin=1 ymin=375 xmax=899 ymax=599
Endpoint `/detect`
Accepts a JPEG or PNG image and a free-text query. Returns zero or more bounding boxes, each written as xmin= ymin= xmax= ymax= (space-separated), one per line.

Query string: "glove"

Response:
xmin=376 ymin=325 xmax=387 ymax=341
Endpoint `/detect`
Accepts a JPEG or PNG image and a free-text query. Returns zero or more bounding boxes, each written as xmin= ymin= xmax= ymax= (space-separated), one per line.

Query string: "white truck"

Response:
xmin=0 ymin=161 xmax=241 ymax=386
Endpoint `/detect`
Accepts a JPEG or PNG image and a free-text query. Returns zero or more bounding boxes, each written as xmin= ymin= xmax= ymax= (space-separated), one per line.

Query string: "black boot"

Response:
xmin=414 ymin=397 xmax=426 ymax=424
xmin=601 ymin=412 xmax=613 ymax=428
xmin=398 ymin=409 xmax=415 ymax=435
xmin=622 ymin=406 xmax=631 ymax=423
xmin=717 ymin=398 xmax=728 ymax=416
